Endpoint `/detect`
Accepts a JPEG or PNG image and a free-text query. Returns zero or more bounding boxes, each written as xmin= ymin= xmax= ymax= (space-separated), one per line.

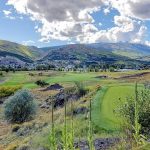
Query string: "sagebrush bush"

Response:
xmin=0 ymin=86 xmax=21 ymax=98
xmin=4 ymin=89 xmax=36 ymax=123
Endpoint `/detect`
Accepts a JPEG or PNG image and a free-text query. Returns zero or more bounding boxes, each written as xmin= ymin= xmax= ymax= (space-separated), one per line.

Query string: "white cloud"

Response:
xmin=3 ymin=10 xmax=11 ymax=16
xmin=6 ymin=0 xmax=150 ymax=44
xmin=7 ymin=0 xmax=104 ymax=42
xmin=22 ymin=40 xmax=35 ymax=46
xmin=103 ymin=8 xmax=110 ymax=15
xmin=3 ymin=10 xmax=15 ymax=19
xmin=107 ymin=0 xmax=150 ymax=20
xmin=99 ymin=22 xmax=102 ymax=26
xmin=77 ymin=16 xmax=147 ymax=44
xmin=145 ymin=41 xmax=150 ymax=46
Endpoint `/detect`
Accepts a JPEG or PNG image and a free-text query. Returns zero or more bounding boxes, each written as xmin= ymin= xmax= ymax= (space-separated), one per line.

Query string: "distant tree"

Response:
xmin=109 ymin=67 xmax=115 ymax=72
xmin=36 ymin=65 xmax=48 ymax=70
xmin=5 ymin=68 xmax=9 ymax=73
xmin=0 ymin=72 xmax=3 ymax=76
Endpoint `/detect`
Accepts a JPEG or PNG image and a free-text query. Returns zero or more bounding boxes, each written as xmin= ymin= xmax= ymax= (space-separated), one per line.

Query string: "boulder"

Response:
xmin=73 ymin=107 xmax=89 ymax=115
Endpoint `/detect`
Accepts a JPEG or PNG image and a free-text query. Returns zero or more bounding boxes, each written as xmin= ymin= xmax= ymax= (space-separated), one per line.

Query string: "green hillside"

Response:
xmin=0 ymin=40 xmax=42 ymax=60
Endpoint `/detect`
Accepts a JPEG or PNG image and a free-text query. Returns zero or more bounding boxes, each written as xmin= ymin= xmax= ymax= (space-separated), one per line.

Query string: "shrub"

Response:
xmin=4 ymin=89 xmax=36 ymax=123
xmin=0 ymin=86 xmax=21 ymax=98
xmin=75 ymin=82 xmax=89 ymax=97
xmin=117 ymin=86 xmax=150 ymax=137
xmin=35 ymin=80 xmax=49 ymax=87
xmin=0 ymin=72 xmax=3 ymax=76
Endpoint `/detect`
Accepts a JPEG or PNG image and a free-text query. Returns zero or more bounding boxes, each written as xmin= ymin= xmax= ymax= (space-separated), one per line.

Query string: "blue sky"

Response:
xmin=0 ymin=0 xmax=150 ymax=47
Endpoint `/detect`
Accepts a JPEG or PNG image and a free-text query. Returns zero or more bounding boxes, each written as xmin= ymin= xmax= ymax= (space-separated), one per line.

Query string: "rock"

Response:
xmin=74 ymin=140 xmax=89 ymax=150
xmin=37 ymin=147 xmax=49 ymax=150
xmin=40 ymin=102 xmax=50 ymax=109
xmin=0 ymin=100 xmax=3 ymax=104
xmin=74 ymin=138 xmax=120 ymax=150
xmin=16 ymin=145 xmax=31 ymax=150
xmin=12 ymin=125 xmax=20 ymax=132
xmin=73 ymin=107 xmax=89 ymax=115
xmin=53 ymin=91 xmax=79 ymax=108
xmin=16 ymin=126 xmax=32 ymax=136
xmin=147 ymin=139 xmax=150 ymax=143
xmin=94 ymin=138 xmax=120 ymax=150
xmin=40 ymin=90 xmax=80 ymax=109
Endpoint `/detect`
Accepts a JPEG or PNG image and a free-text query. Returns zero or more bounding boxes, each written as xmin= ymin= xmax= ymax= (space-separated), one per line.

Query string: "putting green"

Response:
xmin=92 ymin=84 xmax=136 ymax=131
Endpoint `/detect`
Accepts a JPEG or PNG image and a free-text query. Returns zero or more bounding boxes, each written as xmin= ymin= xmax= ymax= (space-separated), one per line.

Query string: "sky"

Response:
xmin=0 ymin=0 xmax=150 ymax=47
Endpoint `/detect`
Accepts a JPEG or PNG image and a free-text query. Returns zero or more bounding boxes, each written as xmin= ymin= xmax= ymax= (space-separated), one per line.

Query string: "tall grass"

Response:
xmin=49 ymin=96 xmax=57 ymax=150
xmin=88 ymin=98 xmax=94 ymax=150
xmin=61 ymin=91 xmax=68 ymax=149
xmin=69 ymin=99 xmax=75 ymax=150
xmin=48 ymin=87 xmax=96 ymax=149
xmin=116 ymin=83 xmax=147 ymax=148
xmin=133 ymin=83 xmax=146 ymax=146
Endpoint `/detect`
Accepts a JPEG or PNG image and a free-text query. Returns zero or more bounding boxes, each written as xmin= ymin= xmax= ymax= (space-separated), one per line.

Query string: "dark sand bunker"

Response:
xmin=117 ymin=72 xmax=150 ymax=79
xmin=95 ymin=75 xmax=109 ymax=79
xmin=42 ymin=83 xmax=63 ymax=91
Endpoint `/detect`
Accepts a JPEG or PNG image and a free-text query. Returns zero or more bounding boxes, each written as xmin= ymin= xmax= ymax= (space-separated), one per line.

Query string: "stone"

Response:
xmin=12 ymin=125 xmax=20 ymax=132
xmin=16 ymin=145 xmax=31 ymax=150
xmin=73 ymin=107 xmax=89 ymax=115
xmin=40 ymin=102 xmax=50 ymax=109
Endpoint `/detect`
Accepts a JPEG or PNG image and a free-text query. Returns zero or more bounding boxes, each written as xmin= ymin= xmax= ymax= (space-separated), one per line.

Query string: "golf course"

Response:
xmin=0 ymin=70 xmax=150 ymax=149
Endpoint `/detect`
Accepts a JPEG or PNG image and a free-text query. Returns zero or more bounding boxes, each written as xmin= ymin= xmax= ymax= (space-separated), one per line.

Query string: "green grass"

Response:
xmin=45 ymin=72 xmax=99 ymax=83
xmin=1 ymin=72 xmax=101 ymax=89
xmin=92 ymin=84 xmax=139 ymax=132
xmin=2 ymin=72 xmax=28 ymax=86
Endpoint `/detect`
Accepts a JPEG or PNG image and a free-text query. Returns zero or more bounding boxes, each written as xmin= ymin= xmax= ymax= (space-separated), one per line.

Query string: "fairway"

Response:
xmin=92 ymin=84 xmax=137 ymax=131
xmin=0 ymin=71 xmax=102 ymax=88
xmin=45 ymin=72 xmax=99 ymax=83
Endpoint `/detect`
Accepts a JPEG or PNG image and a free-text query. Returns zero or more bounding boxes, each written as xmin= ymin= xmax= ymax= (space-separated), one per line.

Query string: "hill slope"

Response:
xmin=0 ymin=40 xmax=150 ymax=64
xmin=0 ymin=40 xmax=46 ymax=62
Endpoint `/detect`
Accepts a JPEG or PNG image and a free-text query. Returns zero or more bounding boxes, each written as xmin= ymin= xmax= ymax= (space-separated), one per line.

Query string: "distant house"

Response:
xmin=116 ymin=69 xmax=136 ymax=72
xmin=64 ymin=65 xmax=75 ymax=72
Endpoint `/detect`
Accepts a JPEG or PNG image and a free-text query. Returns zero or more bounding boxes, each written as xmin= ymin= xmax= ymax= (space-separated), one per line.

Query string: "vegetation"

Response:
xmin=116 ymin=83 xmax=150 ymax=149
xmin=0 ymin=86 xmax=21 ymax=98
xmin=0 ymin=70 xmax=150 ymax=150
xmin=0 ymin=72 xmax=3 ymax=76
xmin=35 ymin=80 xmax=49 ymax=87
xmin=4 ymin=89 xmax=36 ymax=123
xmin=75 ymin=81 xmax=89 ymax=97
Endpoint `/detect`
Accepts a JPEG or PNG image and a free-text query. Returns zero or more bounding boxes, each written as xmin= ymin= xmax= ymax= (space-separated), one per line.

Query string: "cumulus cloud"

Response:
xmin=107 ymin=0 xmax=150 ymax=20
xmin=3 ymin=10 xmax=11 ymax=16
xmin=103 ymin=8 xmax=110 ymax=15
xmin=145 ymin=41 xmax=150 ymax=46
xmin=3 ymin=10 xmax=15 ymax=19
xmin=77 ymin=15 xmax=147 ymax=44
xmin=6 ymin=0 xmax=150 ymax=44
xmin=7 ymin=0 xmax=104 ymax=42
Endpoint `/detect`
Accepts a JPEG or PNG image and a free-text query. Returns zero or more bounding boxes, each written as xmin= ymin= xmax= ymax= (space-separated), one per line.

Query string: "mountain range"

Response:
xmin=0 ymin=39 xmax=150 ymax=65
